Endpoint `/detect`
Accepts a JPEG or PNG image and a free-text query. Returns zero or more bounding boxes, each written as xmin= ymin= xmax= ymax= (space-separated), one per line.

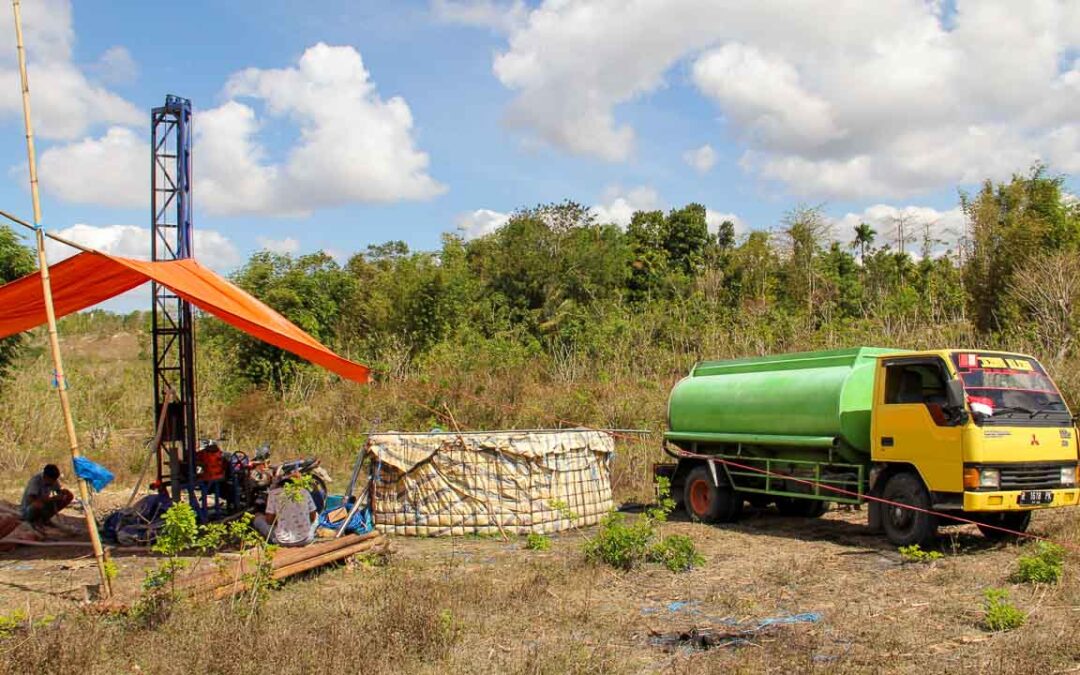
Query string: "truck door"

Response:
xmin=873 ymin=357 xmax=964 ymax=495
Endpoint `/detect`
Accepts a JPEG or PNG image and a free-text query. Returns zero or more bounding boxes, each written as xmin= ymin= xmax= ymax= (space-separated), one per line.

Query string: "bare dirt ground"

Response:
xmin=0 ymin=497 xmax=1077 ymax=674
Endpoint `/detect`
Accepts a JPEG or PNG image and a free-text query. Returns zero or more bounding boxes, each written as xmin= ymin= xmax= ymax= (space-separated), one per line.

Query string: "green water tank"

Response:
xmin=666 ymin=347 xmax=901 ymax=459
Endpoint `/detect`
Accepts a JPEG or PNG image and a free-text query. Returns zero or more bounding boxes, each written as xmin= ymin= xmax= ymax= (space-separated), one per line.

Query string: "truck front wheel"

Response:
xmin=684 ymin=465 xmax=740 ymax=523
xmin=972 ymin=511 xmax=1031 ymax=542
xmin=880 ymin=472 xmax=937 ymax=547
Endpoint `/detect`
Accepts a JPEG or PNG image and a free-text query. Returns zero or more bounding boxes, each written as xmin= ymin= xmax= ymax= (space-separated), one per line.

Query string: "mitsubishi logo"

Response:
xmin=1030 ymin=434 xmax=1040 ymax=446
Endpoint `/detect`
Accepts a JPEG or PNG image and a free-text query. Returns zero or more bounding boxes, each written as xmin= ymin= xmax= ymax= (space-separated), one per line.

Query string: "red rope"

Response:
xmin=671 ymin=447 xmax=1079 ymax=552
xmin=366 ymin=370 xmax=1075 ymax=552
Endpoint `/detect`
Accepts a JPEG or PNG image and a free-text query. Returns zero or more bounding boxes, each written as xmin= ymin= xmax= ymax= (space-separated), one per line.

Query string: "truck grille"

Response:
xmin=998 ymin=464 xmax=1064 ymax=491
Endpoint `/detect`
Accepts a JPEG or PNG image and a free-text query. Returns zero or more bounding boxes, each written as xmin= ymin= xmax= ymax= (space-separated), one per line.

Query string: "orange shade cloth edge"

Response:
xmin=0 ymin=251 xmax=369 ymax=384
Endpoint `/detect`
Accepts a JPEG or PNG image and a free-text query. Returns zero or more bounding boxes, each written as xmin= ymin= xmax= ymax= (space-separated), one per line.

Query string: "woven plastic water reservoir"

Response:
xmin=367 ymin=429 xmax=614 ymax=536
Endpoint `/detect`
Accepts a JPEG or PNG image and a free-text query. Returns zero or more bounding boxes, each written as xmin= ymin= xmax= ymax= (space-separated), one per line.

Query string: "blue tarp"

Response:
xmin=73 ymin=456 xmax=114 ymax=492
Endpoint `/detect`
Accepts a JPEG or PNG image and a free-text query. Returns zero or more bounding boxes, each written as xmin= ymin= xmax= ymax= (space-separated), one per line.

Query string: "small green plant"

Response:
xmin=649 ymin=476 xmax=676 ymax=522
xmin=0 ymin=610 xmax=27 ymax=639
xmin=550 ymin=499 xmax=579 ymax=522
xmin=1012 ymin=541 xmax=1065 ymax=584
xmin=983 ymin=588 xmax=1026 ymax=631
xmin=283 ymin=473 xmax=317 ymax=503
xmin=525 ymin=532 xmax=552 ymax=551
xmin=103 ymin=558 xmax=119 ymax=582
xmin=133 ymin=505 xmax=276 ymax=627
xmin=899 ymin=544 xmax=943 ymax=563
xmin=582 ymin=477 xmax=702 ymax=572
xmin=0 ymin=610 xmax=53 ymax=639
xmin=583 ymin=512 xmax=652 ymax=570
xmin=648 ymin=534 xmax=704 ymax=572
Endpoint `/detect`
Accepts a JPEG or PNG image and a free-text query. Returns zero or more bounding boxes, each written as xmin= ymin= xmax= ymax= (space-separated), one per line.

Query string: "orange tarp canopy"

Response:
xmin=0 ymin=251 xmax=369 ymax=383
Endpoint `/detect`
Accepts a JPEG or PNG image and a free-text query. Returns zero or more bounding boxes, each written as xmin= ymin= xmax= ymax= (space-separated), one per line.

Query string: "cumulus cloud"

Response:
xmin=487 ymin=0 xmax=1080 ymax=198
xmin=431 ymin=0 xmax=529 ymax=32
xmin=93 ymin=46 xmax=138 ymax=85
xmin=456 ymin=208 xmax=511 ymax=239
xmin=34 ymin=43 xmax=446 ymax=216
xmin=705 ymin=210 xmax=746 ymax=235
xmin=683 ymin=144 xmax=717 ymax=173
xmin=590 ymin=185 xmax=660 ymax=226
xmin=203 ymin=43 xmax=445 ymax=216
xmin=0 ymin=0 xmax=140 ymax=139
xmin=44 ymin=224 xmax=241 ymax=271
xmin=37 ymin=126 xmax=145 ymax=207
xmin=256 ymin=236 xmax=301 ymax=254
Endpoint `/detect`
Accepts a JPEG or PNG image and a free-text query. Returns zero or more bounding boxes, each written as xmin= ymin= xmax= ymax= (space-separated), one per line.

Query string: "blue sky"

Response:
xmin=1 ymin=0 xmax=1078 ymax=288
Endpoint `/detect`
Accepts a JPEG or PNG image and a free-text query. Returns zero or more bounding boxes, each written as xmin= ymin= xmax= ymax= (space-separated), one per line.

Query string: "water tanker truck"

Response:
xmin=656 ymin=347 xmax=1080 ymax=547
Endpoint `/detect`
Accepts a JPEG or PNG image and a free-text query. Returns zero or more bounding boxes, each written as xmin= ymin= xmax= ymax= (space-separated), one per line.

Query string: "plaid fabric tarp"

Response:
xmin=367 ymin=429 xmax=614 ymax=536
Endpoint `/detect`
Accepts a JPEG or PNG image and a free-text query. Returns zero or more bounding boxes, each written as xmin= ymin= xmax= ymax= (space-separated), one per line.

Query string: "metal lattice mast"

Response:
xmin=151 ymin=95 xmax=197 ymax=503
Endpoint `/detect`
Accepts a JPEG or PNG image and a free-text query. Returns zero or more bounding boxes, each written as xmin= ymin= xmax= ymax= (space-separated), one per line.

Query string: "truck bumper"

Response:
xmin=963 ymin=488 xmax=1079 ymax=512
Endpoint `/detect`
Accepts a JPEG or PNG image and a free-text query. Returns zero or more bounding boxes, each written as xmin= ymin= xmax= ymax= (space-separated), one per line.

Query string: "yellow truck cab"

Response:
xmin=869 ymin=349 xmax=1079 ymax=543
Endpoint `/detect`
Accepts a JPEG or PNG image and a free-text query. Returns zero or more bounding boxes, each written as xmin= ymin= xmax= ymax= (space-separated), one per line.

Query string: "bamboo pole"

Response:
xmin=11 ymin=0 xmax=111 ymax=597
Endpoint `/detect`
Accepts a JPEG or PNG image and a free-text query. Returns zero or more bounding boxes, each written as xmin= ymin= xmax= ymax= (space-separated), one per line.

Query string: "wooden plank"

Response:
xmin=179 ymin=531 xmax=386 ymax=596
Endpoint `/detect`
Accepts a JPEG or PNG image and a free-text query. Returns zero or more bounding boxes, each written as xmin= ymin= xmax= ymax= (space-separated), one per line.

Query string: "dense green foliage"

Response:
xmin=1012 ymin=541 xmax=1066 ymax=584
xmin=204 ymin=167 xmax=1080 ymax=390
xmin=0 ymin=225 xmax=35 ymax=379
xmin=983 ymin=588 xmax=1026 ymax=632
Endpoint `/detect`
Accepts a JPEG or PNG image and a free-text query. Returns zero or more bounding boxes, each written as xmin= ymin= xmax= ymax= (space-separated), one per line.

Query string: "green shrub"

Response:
xmin=983 ymin=588 xmax=1026 ymax=632
xmin=898 ymin=544 xmax=943 ymax=563
xmin=648 ymin=534 xmax=704 ymax=572
xmin=524 ymin=533 xmax=551 ymax=551
xmin=1012 ymin=541 xmax=1065 ymax=584
xmin=583 ymin=478 xmax=704 ymax=572
xmin=582 ymin=512 xmax=653 ymax=570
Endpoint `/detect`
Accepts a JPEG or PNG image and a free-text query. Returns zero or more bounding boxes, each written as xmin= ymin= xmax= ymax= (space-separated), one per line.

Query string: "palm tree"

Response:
xmin=852 ymin=222 xmax=876 ymax=264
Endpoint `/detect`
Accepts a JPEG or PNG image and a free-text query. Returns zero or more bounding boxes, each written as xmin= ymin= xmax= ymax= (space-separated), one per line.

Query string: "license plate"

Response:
xmin=1018 ymin=490 xmax=1054 ymax=505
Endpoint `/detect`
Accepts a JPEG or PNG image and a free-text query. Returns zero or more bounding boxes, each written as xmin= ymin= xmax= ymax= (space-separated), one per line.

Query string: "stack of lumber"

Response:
xmin=184 ymin=530 xmax=390 ymax=600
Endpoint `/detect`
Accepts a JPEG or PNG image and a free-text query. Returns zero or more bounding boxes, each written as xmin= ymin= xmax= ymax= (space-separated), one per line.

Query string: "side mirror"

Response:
xmin=945 ymin=378 xmax=969 ymax=424
xmin=946 ymin=378 xmax=965 ymax=409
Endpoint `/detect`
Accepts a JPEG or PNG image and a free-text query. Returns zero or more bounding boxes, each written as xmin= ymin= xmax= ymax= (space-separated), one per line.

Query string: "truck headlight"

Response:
xmin=979 ymin=468 xmax=1000 ymax=489
xmin=1062 ymin=466 xmax=1077 ymax=487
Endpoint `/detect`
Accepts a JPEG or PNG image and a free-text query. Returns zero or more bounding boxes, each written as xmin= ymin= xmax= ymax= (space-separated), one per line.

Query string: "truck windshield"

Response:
xmin=951 ymin=352 xmax=1070 ymax=424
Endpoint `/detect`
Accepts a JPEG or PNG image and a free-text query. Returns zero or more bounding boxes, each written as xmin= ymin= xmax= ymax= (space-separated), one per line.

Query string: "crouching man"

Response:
xmin=21 ymin=464 xmax=74 ymax=527
xmin=252 ymin=474 xmax=317 ymax=547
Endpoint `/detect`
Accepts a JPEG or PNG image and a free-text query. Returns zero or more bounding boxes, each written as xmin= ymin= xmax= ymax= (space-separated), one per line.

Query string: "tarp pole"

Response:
xmin=11 ymin=0 xmax=111 ymax=598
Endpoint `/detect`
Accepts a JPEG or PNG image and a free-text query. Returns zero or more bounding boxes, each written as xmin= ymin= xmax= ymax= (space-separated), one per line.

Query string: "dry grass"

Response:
xmin=1 ymin=320 xmax=1080 ymax=673
xmin=0 ymin=508 xmax=1077 ymax=674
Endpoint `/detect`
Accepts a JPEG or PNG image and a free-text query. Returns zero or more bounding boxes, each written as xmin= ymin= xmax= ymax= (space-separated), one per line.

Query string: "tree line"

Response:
xmin=2 ymin=166 xmax=1079 ymax=389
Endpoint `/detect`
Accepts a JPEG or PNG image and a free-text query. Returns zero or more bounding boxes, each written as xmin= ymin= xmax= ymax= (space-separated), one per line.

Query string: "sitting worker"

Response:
xmin=21 ymin=463 xmax=74 ymax=527
xmin=252 ymin=473 xmax=318 ymax=546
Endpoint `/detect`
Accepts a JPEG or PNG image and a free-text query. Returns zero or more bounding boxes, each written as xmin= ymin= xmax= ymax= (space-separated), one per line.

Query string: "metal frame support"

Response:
xmin=150 ymin=95 xmax=197 ymax=505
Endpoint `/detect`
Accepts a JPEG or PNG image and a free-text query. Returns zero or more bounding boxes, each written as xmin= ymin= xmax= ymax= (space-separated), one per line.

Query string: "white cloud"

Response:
xmin=44 ymin=224 xmax=241 ymax=271
xmin=37 ymin=126 xmax=145 ymax=207
xmin=431 ymin=0 xmax=529 ymax=32
xmin=34 ymin=43 xmax=446 ymax=217
xmin=683 ymin=144 xmax=717 ymax=173
xmin=487 ymin=0 xmax=1080 ymax=198
xmin=0 ymin=0 xmax=140 ymax=139
xmin=92 ymin=46 xmax=138 ymax=85
xmin=590 ymin=185 xmax=660 ymax=227
xmin=206 ymin=43 xmax=445 ymax=216
xmin=705 ymin=210 xmax=746 ymax=235
xmin=692 ymin=44 xmax=842 ymax=151
xmin=256 ymin=236 xmax=300 ymax=254
xmin=456 ymin=208 xmax=510 ymax=239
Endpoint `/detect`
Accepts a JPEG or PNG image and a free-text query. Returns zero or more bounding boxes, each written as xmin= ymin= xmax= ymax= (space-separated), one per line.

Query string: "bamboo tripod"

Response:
xmin=11 ymin=0 xmax=112 ymax=597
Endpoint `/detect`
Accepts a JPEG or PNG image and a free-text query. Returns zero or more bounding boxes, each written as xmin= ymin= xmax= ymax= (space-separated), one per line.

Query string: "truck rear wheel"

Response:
xmin=973 ymin=511 xmax=1031 ymax=541
xmin=880 ymin=472 xmax=937 ymax=547
xmin=684 ymin=465 xmax=740 ymax=523
xmin=776 ymin=497 xmax=830 ymax=518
